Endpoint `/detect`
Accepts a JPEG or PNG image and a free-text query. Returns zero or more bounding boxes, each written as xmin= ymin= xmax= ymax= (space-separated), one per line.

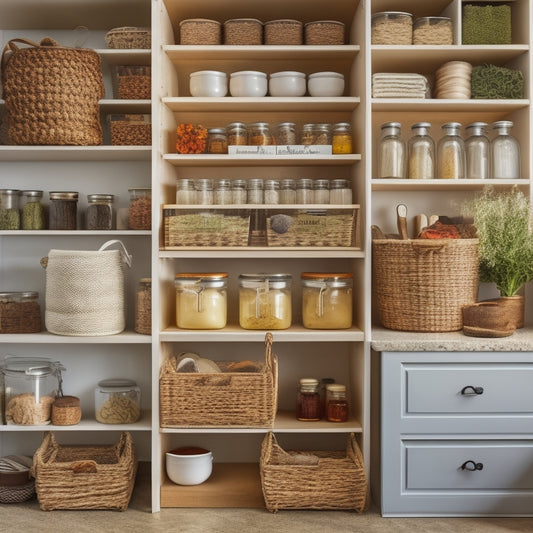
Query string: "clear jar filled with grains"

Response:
xmin=128 ymin=187 xmax=151 ymax=229
xmin=49 ymin=191 xmax=78 ymax=230
xmin=413 ymin=16 xmax=453 ymax=45
xmin=297 ymin=378 xmax=321 ymax=421
xmin=95 ymin=378 xmax=141 ymax=424
xmin=378 ymin=122 xmax=406 ymax=178
xmin=175 ymin=273 xmax=228 ymax=329
xmin=207 ymin=128 xmax=228 ymax=154
xmin=329 ymin=179 xmax=352 ymax=204
xmin=314 ymin=179 xmax=330 ymax=204
xmin=248 ymin=122 xmax=273 ymax=146
xmin=371 ymin=11 xmax=413 ymax=45
xmin=239 ymin=273 xmax=292 ymax=330
xmin=264 ymin=180 xmax=280 ymax=205
xmin=296 ymin=178 xmax=314 ymax=204
xmin=300 ymin=124 xmax=315 ymax=145
xmin=226 ymin=122 xmax=248 ymax=146
xmin=301 ymin=272 xmax=353 ymax=329
xmin=231 ymin=179 xmax=247 ymax=204
xmin=86 ymin=194 xmax=115 ymax=230
xmin=21 ymin=190 xmax=45 ymax=230
xmin=247 ymin=178 xmax=264 ymax=204
xmin=214 ymin=179 xmax=232 ymax=205
xmin=134 ymin=278 xmax=151 ymax=335
xmin=195 ymin=179 xmax=214 ymax=205
xmin=408 ymin=122 xmax=435 ymax=179
xmin=0 ymin=291 xmax=41 ymax=333
xmin=279 ymin=179 xmax=297 ymax=204
xmin=176 ymin=178 xmax=196 ymax=205
xmin=0 ymin=189 xmax=21 ymax=230
xmin=437 ymin=122 xmax=465 ymax=179
xmin=274 ymin=122 xmax=297 ymax=145
xmin=332 ymin=123 xmax=353 ymax=154
xmin=465 ymin=122 xmax=490 ymax=179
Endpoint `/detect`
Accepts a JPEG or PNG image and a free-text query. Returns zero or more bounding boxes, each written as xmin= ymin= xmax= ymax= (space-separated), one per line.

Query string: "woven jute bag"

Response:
xmin=42 ymin=240 xmax=132 ymax=336
xmin=1 ymin=37 xmax=104 ymax=145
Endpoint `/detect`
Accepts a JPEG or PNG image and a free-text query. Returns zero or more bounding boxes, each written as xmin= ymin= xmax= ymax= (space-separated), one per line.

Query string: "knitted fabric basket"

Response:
xmin=1 ymin=37 xmax=104 ymax=145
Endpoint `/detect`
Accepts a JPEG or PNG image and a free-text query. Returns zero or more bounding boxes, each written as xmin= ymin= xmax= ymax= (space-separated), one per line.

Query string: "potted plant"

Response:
xmin=462 ymin=186 xmax=533 ymax=327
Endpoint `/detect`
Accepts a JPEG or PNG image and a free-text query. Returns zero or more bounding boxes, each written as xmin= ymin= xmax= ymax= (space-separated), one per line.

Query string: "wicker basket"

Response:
xmin=160 ymin=332 xmax=277 ymax=427
xmin=110 ymin=115 xmax=151 ymax=146
xmin=116 ymin=66 xmax=151 ymax=100
xmin=264 ymin=20 xmax=303 ymax=45
xmin=266 ymin=208 xmax=359 ymax=247
xmin=304 ymin=20 xmax=345 ymax=45
xmin=163 ymin=207 xmax=251 ymax=247
xmin=260 ymin=432 xmax=368 ymax=512
xmin=32 ymin=432 xmax=137 ymax=511
xmin=372 ymin=238 xmax=479 ymax=332
xmin=105 ymin=27 xmax=151 ymax=49
xmin=180 ymin=19 xmax=222 ymax=45
xmin=1 ymin=38 xmax=104 ymax=146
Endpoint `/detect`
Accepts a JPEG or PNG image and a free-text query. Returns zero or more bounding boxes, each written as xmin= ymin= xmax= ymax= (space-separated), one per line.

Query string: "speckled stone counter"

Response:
xmin=371 ymin=326 xmax=533 ymax=352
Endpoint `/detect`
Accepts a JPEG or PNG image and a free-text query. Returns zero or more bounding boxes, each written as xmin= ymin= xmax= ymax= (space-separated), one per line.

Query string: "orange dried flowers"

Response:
xmin=176 ymin=123 xmax=208 ymax=154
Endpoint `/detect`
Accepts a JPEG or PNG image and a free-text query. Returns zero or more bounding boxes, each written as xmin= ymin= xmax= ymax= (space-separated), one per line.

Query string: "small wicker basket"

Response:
xmin=304 ymin=20 xmax=345 ymax=45
xmin=105 ymin=27 xmax=151 ymax=49
xmin=180 ymin=19 xmax=221 ymax=45
xmin=224 ymin=18 xmax=263 ymax=45
xmin=264 ymin=20 xmax=303 ymax=45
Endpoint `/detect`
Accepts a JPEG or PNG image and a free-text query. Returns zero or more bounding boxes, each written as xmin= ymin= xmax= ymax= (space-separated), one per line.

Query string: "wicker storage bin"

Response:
xmin=0 ymin=455 xmax=35 ymax=504
xmin=304 ymin=20 xmax=345 ymax=45
xmin=260 ymin=432 xmax=368 ymax=512
xmin=32 ymin=432 xmax=137 ymax=511
xmin=105 ymin=27 xmax=151 ymax=49
xmin=163 ymin=207 xmax=251 ymax=247
xmin=1 ymin=37 xmax=104 ymax=146
xmin=224 ymin=18 xmax=263 ymax=45
xmin=264 ymin=20 xmax=303 ymax=45
xmin=160 ymin=332 xmax=277 ymax=427
xmin=116 ymin=66 xmax=151 ymax=99
xmin=180 ymin=18 xmax=222 ymax=45
xmin=266 ymin=208 xmax=359 ymax=247
xmin=372 ymin=238 xmax=479 ymax=332
xmin=109 ymin=114 xmax=151 ymax=146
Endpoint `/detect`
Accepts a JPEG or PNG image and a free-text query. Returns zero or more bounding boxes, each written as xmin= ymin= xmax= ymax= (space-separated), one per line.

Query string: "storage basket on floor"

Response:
xmin=32 ymin=432 xmax=137 ymax=511
xmin=260 ymin=432 xmax=368 ymax=512
xmin=1 ymin=37 xmax=104 ymax=145
xmin=160 ymin=332 xmax=277 ymax=427
xmin=372 ymin=238 xmax=479 ymax=332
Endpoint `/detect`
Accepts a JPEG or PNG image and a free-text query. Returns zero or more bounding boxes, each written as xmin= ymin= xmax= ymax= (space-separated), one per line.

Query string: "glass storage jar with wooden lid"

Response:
xmin=175 ymin=273 xmax=228 ymax=330
xmin=301 ymin=272 xmax=353 ymax=329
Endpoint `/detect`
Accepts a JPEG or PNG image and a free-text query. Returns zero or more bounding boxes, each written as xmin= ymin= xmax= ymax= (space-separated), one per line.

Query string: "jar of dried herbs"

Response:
xmin=21 ymin=190 xmax=45 ymax=230
xmin=49 ymin=191 xmax=78 ymax=230
xmin=0 ymin=189 xmax=21 ymax=230
xmin=86 ymin=194 xmax=115 ymax=230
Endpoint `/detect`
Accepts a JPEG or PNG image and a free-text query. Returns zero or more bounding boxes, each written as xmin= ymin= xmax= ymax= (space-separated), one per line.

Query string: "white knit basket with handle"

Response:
xmin=43 ymin=240 xmax=132 ymax=336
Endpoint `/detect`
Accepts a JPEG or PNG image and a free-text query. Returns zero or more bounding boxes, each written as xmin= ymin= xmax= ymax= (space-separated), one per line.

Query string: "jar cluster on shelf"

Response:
xmin=174 ymin=272 xmax=354 ymax=331
xmin=297 ymin=377 xmax=349 ymax=423
xmin=376 ymin=120 xmax=521 ymax=180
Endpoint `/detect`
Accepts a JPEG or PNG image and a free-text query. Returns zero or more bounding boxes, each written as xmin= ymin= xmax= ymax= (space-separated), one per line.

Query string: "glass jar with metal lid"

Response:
xmin=128 ymin=187 xmax=151 ymax=230
xmin=301 ymin=272 xmax=353 ymax=329
xmin=21 ymin=190 xmax=45 ymax=230
xmin=0 ymin=291 xmax=41 ymax=334
xmin=95 ymin=378 xmax=141 ymax=424
xmin=238 ymin=273 xmax=292 ymax=330
xmin=297 ymin=378 xmax=321 ymax=421
xmin=86 ymin=194 xmax=115 ymax=230
xmin=226 ymin=122 xmax=247 ymax=146
xmin=371 ymin=11 xmax=413 ymax=45
xmin=326 ymin=383 xmax=349 ymax=422
xmin=175 ymin=273 xmax=228 ymax=329
xmin=0 ymin=189 xmax=21 ymax=230
xmin=2 ymin=357 xmax=64 ymax=425
xmin=332 ymin=122 xmax=352 ymax=154
xmin=248 ymin=122 xmax=273 ymax=146
xmin=207 ymin=127 xmax=228 ymax=154
xmin=413 ymin=16 xmax=452 ymax=45
xmin=134 ymin=278 xmax=151 ymax=335
xmin=49 ymin=191 xmax=78 ymax=230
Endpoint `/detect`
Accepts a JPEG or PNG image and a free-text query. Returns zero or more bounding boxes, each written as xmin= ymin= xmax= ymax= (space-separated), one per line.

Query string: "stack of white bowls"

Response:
xmin=434 ymin=61 xmax=472 ymax=99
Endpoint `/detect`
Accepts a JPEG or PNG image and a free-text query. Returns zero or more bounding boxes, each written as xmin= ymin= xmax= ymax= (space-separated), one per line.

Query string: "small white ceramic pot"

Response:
xmin=307 ymin=71 xmax=345 ymax=97
xmin=189 ymin=70 xmax=227 ymax=97
xmin=229 ymin=71 xmax=268 ymax=97
xmin=269 ymin=71 xmax=307 ymax=96
xmin=166 ymin=446 xmax=213 ymax=485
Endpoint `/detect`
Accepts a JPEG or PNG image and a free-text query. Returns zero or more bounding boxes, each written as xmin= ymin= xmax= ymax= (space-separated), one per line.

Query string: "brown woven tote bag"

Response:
xmin=1 ymin=37 xmax=105 ymax=145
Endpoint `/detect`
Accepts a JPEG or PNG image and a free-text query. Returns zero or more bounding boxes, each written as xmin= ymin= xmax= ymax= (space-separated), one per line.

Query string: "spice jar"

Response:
xmin=332 ymin=123 xmax=353 ymax=154
xmin=437 ymin=122 xmax=466 ymax=179
xmin=2 ymin=357 xmax=64 ymax=425
xmin=491 ymin=120 xmax=520 ymax=179
xmin=231 ymin=179 xmax=247 ymax=204
xmin=326 ymin=383 xmax=348 ymax=422
xmin=0 ymin=291 xmax=41 ymax=333
xmin=264 ymin=180 xmax=280 ymax=205
xmin=296 ymin=179 xmax=314 ymax=204
xmin=297 ymin=378 xmax=321 ymax=421
xmin=128 ymin=187 xmax=151 ymax=230
xmin=301 ymin=272 xmax=353 ymax=329
xmin=49 ymin=191 xmax=78 ymax=230
xmin=195 ymin=179 xmax=214 ymax=205
xmin=377 ymin=122 xmax=406 ymax=178
xmin=408 ymin=122 xmax=435 ymax=179
xmin=95 ymin=378 xmax=141 ymax=424
xmin=214 ymin=179 xmax=232 ymax=205
xmin=239 ymin=273 xmax=292 ymax=330
xmin=465 ymin=122 xmax=490 ymax=179
xmin=329 ymin=179 xmax=352 ymax=204
xmin=134 ymin=278 xmax=151 ymax=335
xmin=86 ymin=194 xmax=114 ymax=230
xmin=279 ymin=179 xmax=297 ymax=204
xmin=247 ymin=179 xmax=264 ymax=204
xmin=311 ymin=124 xmax=331 ymax=145
xmin=226 ymin=122 xmax=248 ymax=146
xmin=175 ymin=273 xmax=228 ymax=329
xmin=207 ymin=128 xmax=228 ymax=154
xmin=21 ymin=190 xmax=45 ymax=230
xmin=248 ymin=122 xmax=273 ymax=145
xmin=274 ymin=122 xmax=297 ymax=145
xmin=314 ymin=179 xmax=330 ymax=204
xmin=0 ymin=189 xmax=21 ymax=230
xmin=176 ymin=178 xmax=196 ymax=204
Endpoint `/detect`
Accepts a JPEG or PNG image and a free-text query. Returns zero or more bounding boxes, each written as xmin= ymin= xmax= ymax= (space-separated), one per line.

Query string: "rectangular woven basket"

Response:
xmin=372 ymin=238 xmax=479 ymax=332
xmin=260 ymin=432 xmax=368 ymax=512
xmin=32 ymin=432 xmax=137 ymax=511
xmin=160 ymin=332 xmax=277 ymax=427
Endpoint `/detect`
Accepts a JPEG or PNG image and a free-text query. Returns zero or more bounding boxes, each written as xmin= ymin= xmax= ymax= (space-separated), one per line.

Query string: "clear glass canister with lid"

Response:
xmin=377 ymin=122 xmax=406 ymax=178
xmin=207 ymin=127 xmax=228 ymax=154
xmin=247 ymin=178 xmax=264 ymax=204
xmin=176 ymin=178 xmax=196 ymax=204
xmin=296 ymin=178 xmax=314 ymax=204
xmin=0 ymin=291 xmax=41 ymax=334
xmin=408 ymin=122 xmax=435 ymax=179
xmin=329 ymin=179 xmax=352 ymax=204
xmin=332 ymin=122 xmax=353 ymax=154
xmin=248 ymin=122 xmax=273 ymax=146
xmin=326 ymin=383 xmax=349 ymax=422
xmin=0 ymin=189 xmax=21 ymax=230
xmin=86 ymin=193 xmax=115 ymax=230
xmin=313 ymin=179 xmax=330 ymax=204
xmin=226 ymin=122 xmax=248 ymax=146
xmin=2 ymin=357 xmax=64 ymax=425
xmin=128 ymin=187 xmax=151 ymax=230
xmin=301 ymin=272 xmax=353 ymax=329
xmin=238 ymin=273 xmax=292 ymax=330
xmin=195 ymin=178 xmax=214 ymax=205
xmin=297 ymin=378 xmax=321 ymax=421
xmin=49 ymin=191 xmax=78 ymax=230
xmin=437 ymin=122 xmax=465 ymax=179
xmin=491 ymin=120 xmax=521 ymax=179
xmin=279 ymin=179 xmax=297 ymax=204
xmin=95 ymin=378 xmax=141 ymax=424
xmin=21 ymin=190 xmax=45 ymax=230
xmin=264 ymin=179 xmax=280 ymax=204
xmin=134 ymin=278 xmax=151 ymax=335
xmin=175 ymin=273 xmax=228 ymax=329
xmin=465 ymin=122 xmax=490 ymax=179
xmin=274 ymin=122 xmax=297 ymax=145
xmin=214 ymin=179 xmax=232 ymax=205
xmin=231 ymin=179 xmax=247 ymax=204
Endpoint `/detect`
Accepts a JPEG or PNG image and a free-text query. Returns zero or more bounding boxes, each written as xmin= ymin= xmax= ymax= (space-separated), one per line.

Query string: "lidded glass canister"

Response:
xmin=326 ymin=383 xmax=349 ymax=422
xmin=408 ymin=122 xmax=435 ymax=179
xmin=274 ymin=122 xmax=297 ymax=145
xmin=175 ymin=273 xmax=228 ymax=329
xmin=465 ymin=122 xmax=490 ymax=179
xmin=279 ymin=179 xmax=297 ymax=204
xmin=95 ymin=378 xmax=141 ymax=424
xmin=377 ymin=122 xmax=406 ymax=178
xmin=332 ymin=122 xmax=353 ymax=154
xmin=313 ymin=179 xmax=330 ymax=204
xmin=231 ymin=179 xmax=247 ymax=204
xmin=49 ymin=191 xmax=78 ymax=230
xmin=21 ymin=190 xmax=45 ymax=230
xmin=248 ymin=122 xmax=273 ymax=146
xmin=491 ymin=120 xmax=521 ymax=179
xmin=86 ymin=193 xmax=115 ymax=230
xmin=195 ymin=178 xmax=214 ymax=205
xmin=226 ymin=122 xmax=248 ymax=146
xmin=238 ymin=273 xmax=292 ymax=330
xmin=176 ymin=178 xmax=196 ymax=205
xmin=264 ymin=179 xmax=280 ymax=205
xmin=296 ymin=178 xmax=314 ymax=204
xmin=297 ymin=378 xmax=321 ymax=421
xmin=214 ymin=179 xmax=232 ymax=205
xmin=134 ymin=278 xmax=151 ymax=335
xmin=207 ymin=127 xmax=228 ymax=154
xmin=128 ymin=187 xmax=151 ymax=230
xmin=247 ymin=178 xmax=264 ymax=204
xmin=301 ymin=272 xmax=353 ymax=329
xmin=437 ymin=122 xmax=465 ymax=179
xmin=329 ymin=179 xmax=352 ymax=204
xmin=0 ymin=189 xmax=21 ymax=230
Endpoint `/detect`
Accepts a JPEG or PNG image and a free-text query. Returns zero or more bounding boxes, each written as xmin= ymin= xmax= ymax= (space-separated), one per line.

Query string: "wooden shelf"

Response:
xmin=372 ymin=178 xmax=530 ymax=191
xmin=0 ymin=145 xmax=151 ymax=161
xmin=0 ymin=331 xmax=151 ymax=344
xmin=162 ymin=153 xmax=361 ymax=166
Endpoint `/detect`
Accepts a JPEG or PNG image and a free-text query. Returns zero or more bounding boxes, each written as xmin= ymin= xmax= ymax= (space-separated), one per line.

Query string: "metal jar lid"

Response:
xmin=49 ymin=191 xmax=78 ymax=201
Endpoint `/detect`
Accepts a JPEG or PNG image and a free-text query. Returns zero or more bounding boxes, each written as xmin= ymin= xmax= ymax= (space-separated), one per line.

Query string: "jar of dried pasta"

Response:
xmin=95 ymin=378 xmax=141 ymax=424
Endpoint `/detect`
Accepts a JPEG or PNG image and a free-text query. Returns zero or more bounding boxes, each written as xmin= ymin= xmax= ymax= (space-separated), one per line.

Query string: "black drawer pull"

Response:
xmin=461 ymin=385 xmax=484 ymax=395
xmin=461 ymin=460 xmax=484 ymax=471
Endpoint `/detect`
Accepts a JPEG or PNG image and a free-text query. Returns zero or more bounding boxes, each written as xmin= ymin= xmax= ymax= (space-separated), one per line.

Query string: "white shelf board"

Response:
xmin=372 ymin=178 xmax=530 ymax=191
xmin=372 ymin=99 xmax=529 ymax=113
xmin=0 ymin=145 xmax=151 ymax=161
xmin=0 ymin=331 xmax=152 ymax=344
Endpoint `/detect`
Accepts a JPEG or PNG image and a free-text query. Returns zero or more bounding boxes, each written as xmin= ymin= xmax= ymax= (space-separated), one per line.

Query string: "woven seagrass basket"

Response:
xmin=160 ymin=332 xmax=277 ymax=427
xmin=32 ymin=432 xmax=137 ymax=511
xmin=372 ymin=238 xmax=479 ymax=332
xmin=1 ymin=38 xmax=104 ymax=146
xmin=260 ymin=432 xmax=368 ymax=512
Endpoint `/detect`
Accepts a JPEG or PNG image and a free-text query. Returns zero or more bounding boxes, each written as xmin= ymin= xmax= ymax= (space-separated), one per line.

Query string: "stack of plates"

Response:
xmin=372 ymin=73 xmax=429 ymax=98
xmin=435 ymin=61 xmax=472 ymax=99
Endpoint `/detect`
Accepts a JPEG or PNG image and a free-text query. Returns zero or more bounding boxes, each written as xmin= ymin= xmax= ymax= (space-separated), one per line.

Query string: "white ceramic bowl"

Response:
xmin=229 ymin=71 xmax=268 ymax=97
xmin=307 ymin=71 xmax=345 ymax=97
xmin=269 ymin=71 xmax=306 ymax=97
xmin=166 ymin=447 xmax=213 ymax=486
xmin=189 ymin=70 xmax=227 ymax=97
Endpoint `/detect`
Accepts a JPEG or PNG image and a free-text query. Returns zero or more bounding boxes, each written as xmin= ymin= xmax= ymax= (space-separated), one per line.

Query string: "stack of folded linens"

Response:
xmin=372 ymin=73 xmax=428 ymax=98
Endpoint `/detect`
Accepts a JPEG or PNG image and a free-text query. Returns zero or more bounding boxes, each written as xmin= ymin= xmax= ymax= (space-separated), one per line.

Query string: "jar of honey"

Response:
xmin=326 ymin=383 xmax=348 ymax=422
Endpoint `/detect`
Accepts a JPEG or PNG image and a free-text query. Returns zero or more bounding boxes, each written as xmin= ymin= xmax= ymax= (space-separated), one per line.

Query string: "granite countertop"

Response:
xmin=371 ymin=326 xmax=533 ymax=352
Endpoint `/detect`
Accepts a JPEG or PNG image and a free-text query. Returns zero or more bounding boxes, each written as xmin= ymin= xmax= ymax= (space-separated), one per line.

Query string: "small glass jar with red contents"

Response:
xmin=297 ymin=378 xmax=321 ymax=421
xmin=326 ymin=383 xmax=349 ymax=422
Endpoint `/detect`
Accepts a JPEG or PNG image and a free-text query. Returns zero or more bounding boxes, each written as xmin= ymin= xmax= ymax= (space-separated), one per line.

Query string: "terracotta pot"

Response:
xmin=495 ymin=295 xmax=525 ymax=329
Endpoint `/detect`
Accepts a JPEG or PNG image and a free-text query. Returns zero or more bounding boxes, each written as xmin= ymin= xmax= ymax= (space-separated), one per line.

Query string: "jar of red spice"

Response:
xmin=297 ymin=378 xmax=321 ymax=421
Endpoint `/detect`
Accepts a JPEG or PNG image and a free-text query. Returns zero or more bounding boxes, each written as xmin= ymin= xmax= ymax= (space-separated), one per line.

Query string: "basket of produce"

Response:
xmin=260 ymin=432 xmax=368 ymax=512
xmin=160 ymin=333 xmax=277 ymax=427
xmin=32 ymin=432 xmax=137 ymax=511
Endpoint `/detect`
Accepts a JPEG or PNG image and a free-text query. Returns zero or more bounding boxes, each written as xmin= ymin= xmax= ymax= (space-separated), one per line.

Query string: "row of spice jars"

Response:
xmin=175 ymin=272 xmax=353 ymax=331
xmin=176 ymin=178 xmax=353 ymax=205
xmin=0 ymin=188 xmax=151 ymax=230
xmin=205 ymin=122 xmax=352 ymax=153
xmin=377 ymin=120 xmax=521 ymax=180
xmin=297 ymin=378 xmax=349 ymax=423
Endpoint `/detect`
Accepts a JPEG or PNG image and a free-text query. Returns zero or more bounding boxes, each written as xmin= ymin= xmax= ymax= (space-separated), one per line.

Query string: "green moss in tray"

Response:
xmin=462 ymin=4 xmax=511 ymax=44
xmin=471 ymin=64 xmax=524 ymax=99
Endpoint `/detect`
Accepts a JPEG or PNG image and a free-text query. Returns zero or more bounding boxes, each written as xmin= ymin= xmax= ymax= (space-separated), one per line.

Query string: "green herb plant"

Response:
xmin=462 ymin=186 xmax=533 ymax=297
